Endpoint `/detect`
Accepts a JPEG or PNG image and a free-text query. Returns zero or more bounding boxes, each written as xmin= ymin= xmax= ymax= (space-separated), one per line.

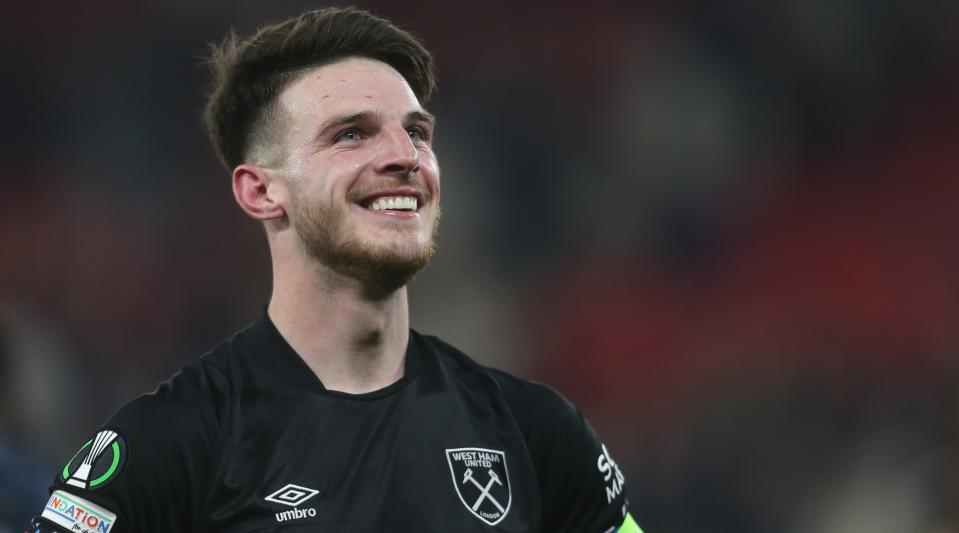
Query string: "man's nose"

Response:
xmin=373 ymin=125 xmax=420 ymax=176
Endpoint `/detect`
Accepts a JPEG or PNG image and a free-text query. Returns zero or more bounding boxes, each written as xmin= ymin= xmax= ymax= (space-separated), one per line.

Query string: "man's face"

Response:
xmin=272 ymin=57 xmax=440 ymax=289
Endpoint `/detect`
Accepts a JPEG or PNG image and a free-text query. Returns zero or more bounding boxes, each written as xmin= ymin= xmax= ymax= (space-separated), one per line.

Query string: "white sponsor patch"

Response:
xmin=41 ymin=490 xmax=117 ymax=533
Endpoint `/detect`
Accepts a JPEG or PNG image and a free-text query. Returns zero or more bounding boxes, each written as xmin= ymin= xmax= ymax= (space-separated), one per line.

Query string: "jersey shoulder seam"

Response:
xmin=418 ymin=332 xmax=580 ymax=434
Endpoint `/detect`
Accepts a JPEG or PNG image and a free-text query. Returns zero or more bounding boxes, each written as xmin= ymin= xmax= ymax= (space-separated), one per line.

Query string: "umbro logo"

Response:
xmin=265 ymin=484 xmax=318 ymax=507
xmin=265 ymin=484 xmax=319 ymax=523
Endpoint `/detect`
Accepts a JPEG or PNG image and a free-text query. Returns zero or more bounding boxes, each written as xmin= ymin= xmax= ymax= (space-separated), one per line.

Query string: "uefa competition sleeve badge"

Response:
xmin=61 ymin=430 xmax=128 ymax=490
xmin=445 ymin=447 xmax=512 ymax=526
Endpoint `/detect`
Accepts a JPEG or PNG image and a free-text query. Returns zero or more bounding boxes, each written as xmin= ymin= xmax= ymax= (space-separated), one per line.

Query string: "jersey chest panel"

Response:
xmin=204 ymin=373 xmax=540 ymax=532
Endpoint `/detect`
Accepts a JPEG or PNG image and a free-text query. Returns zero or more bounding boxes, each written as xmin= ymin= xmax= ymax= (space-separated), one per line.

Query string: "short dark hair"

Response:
xmin=202 ymin=6 xmax=436 ymax=171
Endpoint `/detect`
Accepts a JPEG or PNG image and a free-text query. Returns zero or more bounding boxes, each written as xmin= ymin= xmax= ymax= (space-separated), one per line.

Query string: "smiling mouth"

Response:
xmin=364 ymin=195 xmax=419 ymax=212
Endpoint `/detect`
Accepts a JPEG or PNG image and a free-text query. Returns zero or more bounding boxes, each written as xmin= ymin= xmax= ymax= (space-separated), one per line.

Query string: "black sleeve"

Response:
xmin=30 ymin=360 xmax=227 ymax=533
xmin=533 ymin=406 xmax=630 ymax=532
xmin=490 ymin=371 xmax=633 ymax=533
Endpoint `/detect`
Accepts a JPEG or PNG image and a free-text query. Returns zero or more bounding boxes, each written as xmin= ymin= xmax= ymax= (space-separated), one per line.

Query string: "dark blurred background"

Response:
xmin=2 ymin=1 xmax=958 ymax=531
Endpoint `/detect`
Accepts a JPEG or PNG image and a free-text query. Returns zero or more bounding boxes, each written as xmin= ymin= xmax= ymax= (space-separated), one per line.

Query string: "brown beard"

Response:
xmin=288 ymin=192 xmax=439 ymax=294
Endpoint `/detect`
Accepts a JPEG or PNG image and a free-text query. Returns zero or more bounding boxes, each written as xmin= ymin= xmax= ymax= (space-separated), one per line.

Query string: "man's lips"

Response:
xmin=353 ymin=203 xmax=419 ymax=219
xmin=354 ymin=186 xmax=427 ymax=211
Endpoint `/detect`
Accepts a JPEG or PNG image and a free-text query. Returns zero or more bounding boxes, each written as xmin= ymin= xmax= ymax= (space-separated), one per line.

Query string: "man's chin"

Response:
xmin=314 ymin=242 xmax=435 ymax=294
xmin=292 ymin=201 xmax=440 ymax=294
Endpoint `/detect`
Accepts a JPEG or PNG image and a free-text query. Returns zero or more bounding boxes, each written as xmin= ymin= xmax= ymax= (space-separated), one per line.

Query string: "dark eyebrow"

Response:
xmin=314 ymin=109 xmax=436 ymax=142
xmin=315 ymin=111 xmax=376 ymax=141
xmin=407 ymin=110 xmax=436 ymax=127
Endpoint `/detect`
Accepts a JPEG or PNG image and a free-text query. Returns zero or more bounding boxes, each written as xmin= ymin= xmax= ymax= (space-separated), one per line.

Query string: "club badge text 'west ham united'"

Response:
xmin=445 ymin=447 xmax=512 ymax=526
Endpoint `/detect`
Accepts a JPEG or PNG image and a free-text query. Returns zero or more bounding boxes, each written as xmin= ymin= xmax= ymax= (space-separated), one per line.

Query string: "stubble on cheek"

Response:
xmin=289 ymin=192 xmax=441 ymax=291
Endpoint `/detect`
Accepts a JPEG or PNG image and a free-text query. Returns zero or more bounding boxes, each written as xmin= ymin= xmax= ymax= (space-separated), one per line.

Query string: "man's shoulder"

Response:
xmin=415 ymin=336 xmax=634 ymax=532
xmin=40 ymin=337 xmax=242 ymax=533
xmin=105 ymin=334 xmax=237 ymax=449
xmin=415 ymin=332 xmax=578 ymax=431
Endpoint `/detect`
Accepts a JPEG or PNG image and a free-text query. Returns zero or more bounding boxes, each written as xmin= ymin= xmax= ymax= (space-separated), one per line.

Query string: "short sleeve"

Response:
xmin=487 ymin=368 xmax=642 ymax=533
xmin=532 ymin=406 xmax=634 ymax=532
xmin=30 ymin=360 xmax=225 ymax=533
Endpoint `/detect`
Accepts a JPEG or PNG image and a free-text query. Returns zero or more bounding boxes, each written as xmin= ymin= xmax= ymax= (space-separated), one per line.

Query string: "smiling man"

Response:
xmin=30 ymin=7 xmax=642 ymax=533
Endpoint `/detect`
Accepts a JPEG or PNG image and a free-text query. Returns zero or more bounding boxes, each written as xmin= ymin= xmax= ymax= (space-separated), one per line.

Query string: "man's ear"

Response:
xmin=232 ymin=163 xmax=287 ymax=221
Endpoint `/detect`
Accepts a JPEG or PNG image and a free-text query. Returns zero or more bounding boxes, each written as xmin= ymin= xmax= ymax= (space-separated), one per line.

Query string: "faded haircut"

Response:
xmin=202 ymin=6 xmax=436 ymax=171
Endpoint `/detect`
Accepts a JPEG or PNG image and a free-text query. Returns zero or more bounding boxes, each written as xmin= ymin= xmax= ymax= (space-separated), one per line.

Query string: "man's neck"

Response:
xmin=267 ymin=260 xmax=410 ymax=395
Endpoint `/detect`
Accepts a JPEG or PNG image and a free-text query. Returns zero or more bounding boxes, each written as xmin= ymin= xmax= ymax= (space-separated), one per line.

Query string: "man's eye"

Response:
xmin=407 ymin=126 xmax=430 ymax=142
xmin=334 ymin=128 xmax=364 ymax=143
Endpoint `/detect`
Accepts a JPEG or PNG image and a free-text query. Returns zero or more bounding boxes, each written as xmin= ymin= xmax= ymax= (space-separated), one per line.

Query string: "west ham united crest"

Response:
xmin=445 ymin=447 xmax=511 ymax=526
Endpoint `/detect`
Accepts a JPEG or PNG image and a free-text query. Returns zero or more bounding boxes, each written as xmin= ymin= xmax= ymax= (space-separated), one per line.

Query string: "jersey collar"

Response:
xmin=239 ymin=308 xmax=423 ymax=399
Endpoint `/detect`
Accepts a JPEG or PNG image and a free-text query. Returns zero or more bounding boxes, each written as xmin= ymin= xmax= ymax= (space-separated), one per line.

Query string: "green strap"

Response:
xmin=618 ymin=513 xmax=644 ymax=533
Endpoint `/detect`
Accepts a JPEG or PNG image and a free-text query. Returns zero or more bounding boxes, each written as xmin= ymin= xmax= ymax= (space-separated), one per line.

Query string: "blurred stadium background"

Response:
xmin=2 ymin=1 xmax=958 ymax=531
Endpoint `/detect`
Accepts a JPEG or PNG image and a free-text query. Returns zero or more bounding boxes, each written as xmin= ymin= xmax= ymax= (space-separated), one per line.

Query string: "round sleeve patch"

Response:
xmin=60 ymin=429 xmax=128 ymax=490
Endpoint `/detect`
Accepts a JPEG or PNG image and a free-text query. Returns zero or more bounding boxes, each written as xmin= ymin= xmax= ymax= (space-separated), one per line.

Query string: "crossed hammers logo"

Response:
xmin=462 ymin=467 xmax=506 ymax=513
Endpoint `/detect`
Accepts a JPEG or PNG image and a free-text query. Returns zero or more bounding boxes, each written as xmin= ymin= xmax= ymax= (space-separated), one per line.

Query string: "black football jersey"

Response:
xmin=31 ymin=313 xmax=642 ymax=532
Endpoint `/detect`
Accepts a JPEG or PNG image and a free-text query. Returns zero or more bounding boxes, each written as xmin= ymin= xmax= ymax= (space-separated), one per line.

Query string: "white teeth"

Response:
xmin=368 ymin=196 xmax=418 ymax=211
